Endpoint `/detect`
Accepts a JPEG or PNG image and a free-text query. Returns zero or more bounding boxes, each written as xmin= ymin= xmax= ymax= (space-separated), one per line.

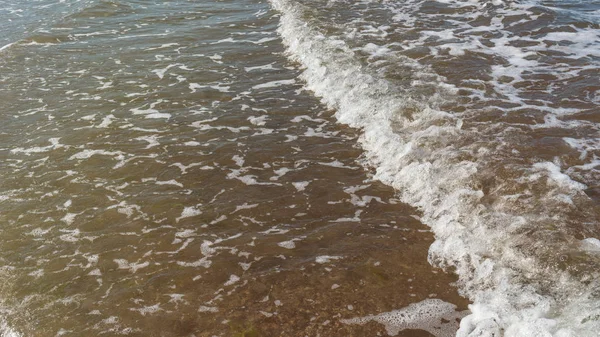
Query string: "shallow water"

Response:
xmin=1 ymin=0 xmax=600 ymax=336
xmin=0 ymin=0 xmax=468 ymax=336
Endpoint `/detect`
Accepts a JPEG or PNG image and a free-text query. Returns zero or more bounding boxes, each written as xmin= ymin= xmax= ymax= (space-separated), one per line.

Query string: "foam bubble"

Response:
xmin=176 ymin=207 xmax=202 ymax=222
xmin=341 ymin=299 xmax=466 ymax=337
xmin=176 ymin=258 xmax=211 ymax=268
xmin=315 ymin=255 xmax=342 ymax=264
xmin=68 ymin=149 xmax=125 ymax=161
xmin=224 ymin=274 xmax=240 ymax=286
xmin=252 ymin=79 xmax=296 ymax=90
xmin=130 ymin=304 xmax=161 ymax=316
xmin=277 ymin=240 xmax=296 ymax=249
xmin=155 ymin=179 xmax=183 ymax=188
xmin=113 ymin=259 xmax=149 ymax=273
xmin=292 ymin=181 xmax=309 ymax=191
xmin=11 ymin=138 xmax=64 ymax=155
xmin=0 ymin=318 xmax=21 ymax=337
xmin=581 ymin=238 xmax=600 ymax=252
xmin=60 ymin=213 xmax=77 ymax=225
xmin=198 ymin=306 xmax=219 ymax=313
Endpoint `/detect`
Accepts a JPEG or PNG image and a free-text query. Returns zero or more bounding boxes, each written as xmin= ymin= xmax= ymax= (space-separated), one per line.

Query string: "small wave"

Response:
xmin=269 ymin=0 xmax=600 ymax=335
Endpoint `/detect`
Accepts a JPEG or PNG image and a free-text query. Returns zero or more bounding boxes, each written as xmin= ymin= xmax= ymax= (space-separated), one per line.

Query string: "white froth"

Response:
xmin=284 ymin=135 xmax=298 ymax=142
xmin=532 ymin=162 xmax=587 ymax=191
xmin=232 ymin=155 xmax=245 ymax=167
xmin=341 ymin=299 xmax=466 ymax=337
xmin=59 ymin=229 xmax=80 ymax=242
xmin=198 ymin=306 xmax=219 ymax=313
xmin=151 ymin=64 xmax=179 ymax=79
xmin=227 ymin=169 xmax=282 ymax=186
xmin=68 ymin=149 xmax=125 ymax=161
xmin=318 ymin=160 xmax=356 ymax=169
xmin=209 ymin=215 xmax=227 ymax=225
xmin=114 ymin=259 xmax=149 ymax=273
xmin=260 ymin=226 xmax=290 ymax=235
xmin=277 ymin=240 xmax=296 ymax=249
xmin=0 ymin=42 xmax=15 ymax=52
xmin=252 ymin=79 xmax=296 ymax=89
xmin=145 ymin=112 xmax=171 ymax=119
xmin=136 ymin=135 xmax=160 ymax=149
xmin=183 ymin=141 xmax=201 ymax=146
xmin=189 ymin=83 xmax=231 ymax=93
xmin=176 ymin=206 xmax=202 ymax=222
xmin=248 ymin=115 xmax=268 ymax=126
xmin=177 ymin=258 xmax=211 ymax=268
xmin=239 ymin=262 xmax=252 ymax=271
xmin=0 ymin=318 xmax=21 ymax=337
xmin=11 ymin=137 xmax=64 ymax=155
xmin=269 ymin=0 xmax=600 ymax=336
xmin=88 ymin=269 xmax=102 ymax=276
xmin=60 ymin=213 xmax=77 ymax=225
xmin=224 ymin=274 xmax=240 ymax=286
xmin=315 ymin=255 xmax=342 ymax=264
xmin=211 ymin=36 xmax=278 ymax=45
xmin=26 ymin=228 xmax=52 ymax=237
xmin=170 ymin=162 xmax=205 ymax=174
xmin=292 ymin=181 xmax=309 ymax=191
xmin=232 ymin=203 xmax=258 ymax=213
xmin=244 ymin=63 xmax=278 ymax=72
xmin=291 ymin=115 xmax=327 ymax=123
xmin=130 ymin=304 xmax=161 ymax=316
xmin=155 ymin=179 xmax=183 ymax=188
xmin=581 ymin=238 xmax=600 ymax=252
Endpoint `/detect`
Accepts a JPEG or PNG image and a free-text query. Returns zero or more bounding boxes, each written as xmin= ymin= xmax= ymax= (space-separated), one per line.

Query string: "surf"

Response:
xmin=268 ymin=0 xmax=600 ymax=335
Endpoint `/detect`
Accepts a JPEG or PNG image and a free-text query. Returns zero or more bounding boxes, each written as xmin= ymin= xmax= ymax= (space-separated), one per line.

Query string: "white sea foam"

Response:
xmin=581 ymin=238 xmax=600 ymax=252
xmin=11 ymin=138 xmax=64 ymax=155
xmin=198 ymin=306 xmax=219 ymax=313
xmin=341 ymin=299 xmax=466 ymax=337
xmin=177 ymin=258 xmax=211 ymax=268
xmin=60 ymin=213 xmax=77 ymax=225
xmin=292 ymin=181 xmax=309 ymax=191
xmin=68 ymin=149 xmax=125 ymax=161
xmin=211 ymin=36 xmax=278 ymax=45
xmin=114 ymin=259 xmax=149 ymax=273
xmin=277 ymin=240 xmax=296 ymax=249
xmin=130 ymin=304 xmax=161 ymax=316
xmin=156 ymin=179 xmax=183 ymax=188
xmin=96 ymin=114 xmax=115 ymax=128
xmin=0 ymin=43 xmax=15 ymax=53
xmin=135 ymin=135 xmax=160 ymax=149
xmin=315 ymin=255 xmax=342 ymax=264
xmin=252 ymin=79 xmax=296 ymax=90
xmin=232 ymin=203 xmax=258 ymax=213
xmin=0 ymin=319 xmax=21 ymax=337
xmin=224 ymin=274 xmax=240 ymax=286
xmin=270 ymin=0 xmax=600 ymax=335
xmin=151 ymin=63 xmax=180 ymax=79
xmin=130 ymin=100 xmax=170 ymax=119
xmin=176 ymin=206 xmax=202 ymax=222
xmin=244 ymin=63 xmax=278 ymax=72
xmin=248 ymin=115 xmax=268 ymax=126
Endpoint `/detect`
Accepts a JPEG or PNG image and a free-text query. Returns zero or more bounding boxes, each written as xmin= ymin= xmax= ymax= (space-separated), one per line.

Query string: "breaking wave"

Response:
xmin=269 ymin=0 xmax=600 ymax=335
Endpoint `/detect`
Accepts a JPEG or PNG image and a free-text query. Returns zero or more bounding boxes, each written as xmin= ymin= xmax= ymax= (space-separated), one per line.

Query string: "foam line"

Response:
xmin=269 ymin=0 xmax=600 ymax=335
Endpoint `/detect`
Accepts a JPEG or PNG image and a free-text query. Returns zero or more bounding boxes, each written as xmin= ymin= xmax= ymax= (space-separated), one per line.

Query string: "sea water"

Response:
xmin=1 ymin=0 xmax=599 ymax=336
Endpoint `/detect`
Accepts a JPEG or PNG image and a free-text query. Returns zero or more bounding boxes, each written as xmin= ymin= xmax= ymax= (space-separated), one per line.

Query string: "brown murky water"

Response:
xmin=0 ymin=0 xmax=469 ymax=336
xmin=2 ymin=0 xmax=600 ymax=336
